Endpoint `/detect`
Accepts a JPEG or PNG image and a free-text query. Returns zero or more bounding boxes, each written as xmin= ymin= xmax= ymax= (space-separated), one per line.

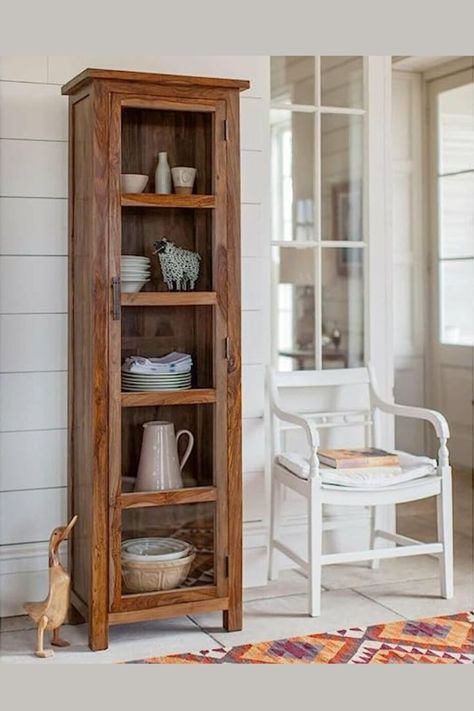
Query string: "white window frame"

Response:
xmin=270 ymin=56 xmax=369 ymax=371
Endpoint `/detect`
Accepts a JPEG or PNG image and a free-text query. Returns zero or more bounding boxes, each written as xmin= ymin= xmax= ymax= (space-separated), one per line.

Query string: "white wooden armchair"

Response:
xmin=267 ymin=365 xmax=453 ymax=617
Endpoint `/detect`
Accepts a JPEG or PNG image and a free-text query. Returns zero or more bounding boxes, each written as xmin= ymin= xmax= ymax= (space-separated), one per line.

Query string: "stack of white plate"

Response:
xmin=121 ymin=255 xmax=151 ymax=293
xmin=122 ymin=370 xmax=192 ymax=391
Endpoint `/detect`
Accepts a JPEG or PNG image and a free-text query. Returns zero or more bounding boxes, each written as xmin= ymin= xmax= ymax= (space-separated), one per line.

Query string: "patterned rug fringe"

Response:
xmin=124 ymin=610 xmax=474 ymax=664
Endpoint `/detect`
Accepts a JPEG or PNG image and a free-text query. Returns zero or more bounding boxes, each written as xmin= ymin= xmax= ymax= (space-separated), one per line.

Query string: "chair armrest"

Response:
xmin=271 ymin=403 xmax=320 ymax=478
xmin=272 ymin=403 xmax=320 ymax=451
xmin=367 ymin=362 xmax=449 ymax=440
xmin=374 ymin=399 xmax=450 ymax=440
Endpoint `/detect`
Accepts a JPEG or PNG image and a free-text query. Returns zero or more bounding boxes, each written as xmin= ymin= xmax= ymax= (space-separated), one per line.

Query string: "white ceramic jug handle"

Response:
xmin=176 ymin=430 xmax=194 ymax=471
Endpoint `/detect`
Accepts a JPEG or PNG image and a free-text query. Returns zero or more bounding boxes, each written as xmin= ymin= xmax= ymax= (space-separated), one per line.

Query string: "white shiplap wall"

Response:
xmin=0 ymin=55 xmax=270 ymax=616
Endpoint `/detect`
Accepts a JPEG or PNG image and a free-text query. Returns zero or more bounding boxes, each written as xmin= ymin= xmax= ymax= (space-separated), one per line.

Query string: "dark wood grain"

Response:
xmin=61 ymin=68 xmax=250 ymax=95
xmin=121 ymin=389 xmax=216 ymax=407
xmin=222 ymin=90 xmax=243 ymax=632
xmin=121 ymin=486 xmax=217 ymax=509
xmin=121 ymin=193 xmax=215 ymax=208
xmin=66 ymin=69 xmax=247 ymax=647
xmin=121 ymin=292 xmax=217 ymax=306
xmin=109 ymin=596 xmax=229 ymax=625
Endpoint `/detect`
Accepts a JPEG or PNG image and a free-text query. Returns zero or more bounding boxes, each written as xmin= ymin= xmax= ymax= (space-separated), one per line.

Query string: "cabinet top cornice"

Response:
xmin=61 ymin=67 xmax=250 ymax=95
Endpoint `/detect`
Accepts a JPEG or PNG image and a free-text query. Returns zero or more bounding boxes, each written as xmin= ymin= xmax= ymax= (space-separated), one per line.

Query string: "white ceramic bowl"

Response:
xmin=121 ymin=174 xmax=149 ymax=193
xmin=121 ymin=280 xmax=148 ymax=293
xmin=121 ymin=537 xmax=192 ymax=562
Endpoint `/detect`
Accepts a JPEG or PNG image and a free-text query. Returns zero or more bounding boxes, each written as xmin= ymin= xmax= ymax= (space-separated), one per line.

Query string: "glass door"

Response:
xmin=428 ymin=65 xmax=474 ymax=467
xmin=271 ymin=57 xmax=366 ymax=371
xmin=108 ymin=94 xmax=228 ymax=611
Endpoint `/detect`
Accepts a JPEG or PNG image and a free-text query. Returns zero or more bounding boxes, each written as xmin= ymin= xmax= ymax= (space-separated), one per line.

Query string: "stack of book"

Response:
xmin=318 ymin=448 xmax=401 ymax=476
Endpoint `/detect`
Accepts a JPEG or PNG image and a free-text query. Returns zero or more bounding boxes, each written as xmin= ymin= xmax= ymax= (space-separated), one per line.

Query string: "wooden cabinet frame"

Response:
xmin=63 ymin=69 xmax=248 ymax=650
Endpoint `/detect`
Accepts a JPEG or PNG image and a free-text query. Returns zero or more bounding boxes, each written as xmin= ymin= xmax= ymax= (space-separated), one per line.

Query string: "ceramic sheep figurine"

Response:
xmin=153 ymin=238 xmax=201 ymax=291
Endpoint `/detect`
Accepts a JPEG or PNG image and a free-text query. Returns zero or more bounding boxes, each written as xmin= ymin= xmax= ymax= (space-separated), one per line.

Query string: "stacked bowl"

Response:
xmin=121 ymin=537 xmax=195 ymax=593
xmin=121 ymin=255 xmax=151 ymax=293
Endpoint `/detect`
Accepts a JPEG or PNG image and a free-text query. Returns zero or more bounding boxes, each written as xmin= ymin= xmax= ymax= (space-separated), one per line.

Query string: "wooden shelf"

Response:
xmin=121 ymin=486 xmax=217 ymax=509
xmin=121 ymin=291 xmax=217 ymax=307
xmin=121 ymin=193 xmax=216 ymax=208
xmin=121 ymin=388 xmax=216 ymax=407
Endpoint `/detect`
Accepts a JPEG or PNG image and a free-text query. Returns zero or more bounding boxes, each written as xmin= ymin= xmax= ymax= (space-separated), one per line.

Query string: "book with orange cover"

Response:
xmin=317 ymin=448 xmax=400 ymax=469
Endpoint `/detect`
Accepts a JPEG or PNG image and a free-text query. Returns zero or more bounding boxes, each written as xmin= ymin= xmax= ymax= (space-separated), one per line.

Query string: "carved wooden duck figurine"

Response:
xmin=24 ymin=515 xmax=78 ymax=658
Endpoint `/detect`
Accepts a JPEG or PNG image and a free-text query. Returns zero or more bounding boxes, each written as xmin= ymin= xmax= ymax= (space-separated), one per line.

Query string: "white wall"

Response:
xmin=0 ymin=55 xmax=270 ymax=616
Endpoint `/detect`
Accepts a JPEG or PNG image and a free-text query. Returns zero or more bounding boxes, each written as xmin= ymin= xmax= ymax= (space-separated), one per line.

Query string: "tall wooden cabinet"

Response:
xmin=62 ymin=69 xmax=249 ymax=650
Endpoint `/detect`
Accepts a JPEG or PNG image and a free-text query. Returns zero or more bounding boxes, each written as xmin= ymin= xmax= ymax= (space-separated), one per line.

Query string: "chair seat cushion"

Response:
xmin=276 ymin=450 xmax=437 ymax=488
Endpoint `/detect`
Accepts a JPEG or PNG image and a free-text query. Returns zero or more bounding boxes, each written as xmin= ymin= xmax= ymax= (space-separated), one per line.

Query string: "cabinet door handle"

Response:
xmin=112 ymin=277 xmax=121 ymax=320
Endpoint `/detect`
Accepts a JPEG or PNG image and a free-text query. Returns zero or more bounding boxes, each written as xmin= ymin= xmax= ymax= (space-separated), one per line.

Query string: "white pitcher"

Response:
xmin=135 ymin=421 xmax=194 ymax=492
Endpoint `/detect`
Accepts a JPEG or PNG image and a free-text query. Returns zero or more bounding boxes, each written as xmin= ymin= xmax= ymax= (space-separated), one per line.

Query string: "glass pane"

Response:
xmin=271 ymin=110 xmax=315 ymax=242
xmin=273 ymin=246 xmax=315 ymax=370
xmin=121 ymin=502 xmax=215 ymax=593
xmin=438 ymin=81 xmax=474 ymax=174
xmin=321 ymin=247 xmax=364 ymax=368
xmin=440 ymin=172 xmax=474 ymax=258
xmin=321 ymin=114 xmax=364 ymax=241
xmin=440 ymin=259 xmax=474 ymax=345
xmin=121 ymin=405 xmax=214 ymax=493
xmin=271 ymin=56 xmax=315 ymax=105
xmin=321 ymin=56 xmax=364 ymax=109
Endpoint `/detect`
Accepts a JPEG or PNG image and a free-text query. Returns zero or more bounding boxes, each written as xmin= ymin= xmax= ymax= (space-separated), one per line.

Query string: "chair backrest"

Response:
xmin=268 ymin=366 xmax=378 ymax=455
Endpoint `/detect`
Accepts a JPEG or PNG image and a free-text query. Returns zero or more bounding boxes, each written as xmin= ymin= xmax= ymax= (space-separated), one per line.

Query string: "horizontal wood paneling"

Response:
xmin=0 ymin=81 xmax=67 ymax=141
xmin=241 ymin=203 xmax=263 ymax=257
xmin=0 ymin=429 xmax=67 ymax=491
xmin=0 ymin=487 xmax=66 ymax=545
xmin=240 ymin=98 xmax=264 ymax=151
xmin=241 ymin=150 xmax=265 ymax=204
xmin=243 ymin=471 xmax=265 ymax=522
xmin=0 ymin=197 xmax=67 ymax=256
xmin=0 ymin=56 xmax=48 ymax=83
xmin=242 ymin=365 xmax=264 ymax=418
xmin=0 ymin=139 xmax=67 ymax=198
xmin=0 ymin=314 xmax=67 ymax=371
xmin=241 ymin=257 xmax=264 ymax=310
xmin=0 ymin=256 xmax=67 ymax=313
xmin=243 ymin=418 xmax=265 ymax=472
xmin=0 ymin=371 xmax=67 ymax=431
xmin=242 ymin=310 xmax=265 ymax=365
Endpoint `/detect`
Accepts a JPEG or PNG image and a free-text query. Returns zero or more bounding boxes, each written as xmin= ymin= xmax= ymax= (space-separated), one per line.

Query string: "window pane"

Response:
xmin=273 ymin=247 xmax=315 ymax=370
xmin=438 ymin=81 xmax=474 ymax=174
xmin=440 ymin=259 xmax=474 ymax=345
xmin=321 ymin=248 xmax=364 ymax=368
xmin=271 ymin=56 xmax=315 ymax=105
xmin=271 ymin=110 xmax=315 ymax=242
xmin=321 ymin=56 xmax=364 ymax=109
xmin=440 ymin=172 xmax=474 ymax=258
xmin=321 ymin=114 xmax=364 ymax=241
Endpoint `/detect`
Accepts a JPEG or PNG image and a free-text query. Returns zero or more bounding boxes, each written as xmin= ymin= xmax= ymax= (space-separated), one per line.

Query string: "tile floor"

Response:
xmin=1 ymin=469 xmax=472 ymax=663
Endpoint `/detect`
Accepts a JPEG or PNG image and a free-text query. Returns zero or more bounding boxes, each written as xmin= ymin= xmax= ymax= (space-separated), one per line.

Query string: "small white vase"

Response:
xmin=155 ymin=152 xmax=171 ymax=194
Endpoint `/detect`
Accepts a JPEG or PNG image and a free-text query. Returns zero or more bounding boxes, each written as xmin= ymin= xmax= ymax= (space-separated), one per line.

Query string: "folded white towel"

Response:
xmin=123 ymin=353 xmax=192 ymax=374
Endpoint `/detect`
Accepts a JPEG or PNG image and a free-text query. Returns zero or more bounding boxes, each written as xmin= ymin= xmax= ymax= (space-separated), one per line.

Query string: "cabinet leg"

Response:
xmin=88 ymin=618 xmax=109 ymax=651
xmin=223 ymin=603 xmax=242 ymax=632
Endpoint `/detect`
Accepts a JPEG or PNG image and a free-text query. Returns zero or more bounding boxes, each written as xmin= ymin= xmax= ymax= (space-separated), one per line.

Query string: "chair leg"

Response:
xmin=268 ymin=475 xmax=282 ymax=581
xmin=308 ymin=484 xmax=322 ymax=617
xmin=369 ymin=505 xmax=381 ymax=569
xmin=437 ymin=474 xmax=454 ymax=599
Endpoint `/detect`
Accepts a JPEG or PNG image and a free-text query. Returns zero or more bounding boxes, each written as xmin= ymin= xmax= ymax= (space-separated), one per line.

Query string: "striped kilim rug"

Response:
xmin=126 ymin=611 xmax=473 ymax=664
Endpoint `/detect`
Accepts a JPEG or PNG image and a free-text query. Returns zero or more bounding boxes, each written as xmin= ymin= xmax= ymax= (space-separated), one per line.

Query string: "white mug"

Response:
xmin=171 ymin=167 xmax=197 ymax=195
